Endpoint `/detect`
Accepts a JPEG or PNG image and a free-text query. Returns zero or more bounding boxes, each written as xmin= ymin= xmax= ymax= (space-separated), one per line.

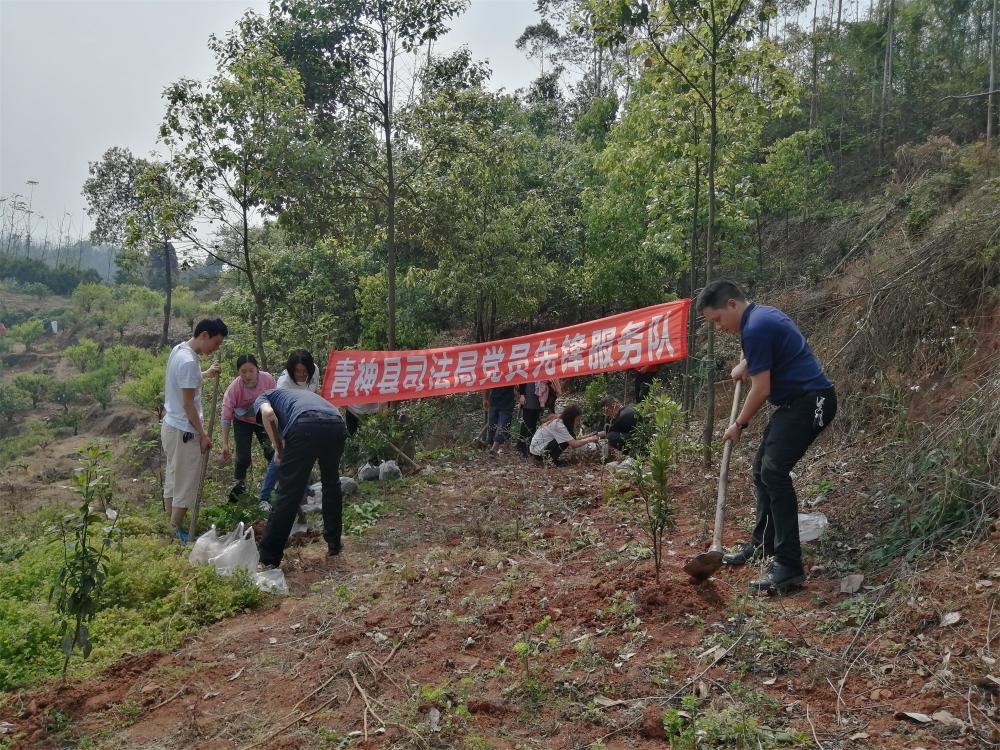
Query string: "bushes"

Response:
xmin=0 ymin=257 xmax=100 ymax=295
xmin=0 ymin=499 xmax=264 ymax=690
xmin=64 ymin=338 xmax=103 ymax=373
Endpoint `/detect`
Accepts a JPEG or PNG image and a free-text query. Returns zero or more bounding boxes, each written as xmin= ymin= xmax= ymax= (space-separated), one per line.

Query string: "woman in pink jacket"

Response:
xmin=220 ymin=354 xmax=277 ymax=501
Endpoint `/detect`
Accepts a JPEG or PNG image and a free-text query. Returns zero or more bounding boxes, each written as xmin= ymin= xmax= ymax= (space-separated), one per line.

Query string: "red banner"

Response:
xmin=321 ymin=299 xmax=690 ymax=406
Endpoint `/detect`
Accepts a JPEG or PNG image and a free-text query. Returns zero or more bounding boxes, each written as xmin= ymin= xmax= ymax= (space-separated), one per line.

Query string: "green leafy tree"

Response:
xmin=121 ymin=367 xmax=165 ymax=420
xmin=50 ymin=444 xmax=121 ymax=676
xmin=49 ymin=381 xmax=81 ymax=415
xmin=10 ymin=319 xmax=45 ymax=353
xmin=169 ymin=287 xmax=204 ymax=336
xmin=65 ymin=338 xmax=103 ymax=373
xmin=12 ymin=373 xmax=49 ymax=408
xmin=160 ymin=39 xmax=313 ymax=368
xmin=266 ymin=0 xmax=466 ymax=348
xmin=104 ymin=344 xmax=154 ymax=382
xmin=110 ymin=301 xmax=142 ymax=342
xmin=0 ymin=381 xmax=30 ymax=423
xmin=70 ymin=283 xmax=113 ymax=315
xmin=74 ymin=370 xmax=115 ymax=411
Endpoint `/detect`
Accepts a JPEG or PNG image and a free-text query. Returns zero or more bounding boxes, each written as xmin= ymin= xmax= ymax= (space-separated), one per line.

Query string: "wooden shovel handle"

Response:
xmin=710 ymin=379 xmax=743 ymax=552
xmin=188 ymin=354 xmax=223 ymax=540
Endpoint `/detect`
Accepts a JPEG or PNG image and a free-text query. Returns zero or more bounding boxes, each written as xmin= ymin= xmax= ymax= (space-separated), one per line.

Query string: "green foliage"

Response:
xmin=0 ymin=381 xmax=30 ymax=422
xmin=0 ymin=419 xmax=54 ymax=467
xmin=71 ymin=283 xmax=113 ymax=314
xmin=356 ymin=270 xmax=441 ymax=349
xmin=198 ymin=490 xmax=267 ymax=534
xmin=10 ymin=318 xmax=45 ymax=352
xmin=661 ymin=693 xmax=805 ymax=749
xmin=49 ymin=380 xmax=81 ymax=415
xmin=50 ymin=445 xmax=121 ymax=676
xmin=121 ymin=366 xmax=165 ymax=419
xmin=65 ymin=337 xmax=103 ymax=373
xmin=104 ymin=344 xmax=154 ymax=382
xmin=12 ymin=373 xmax=50 ymax=408
xmin=73 ymin=368 xmax=116 ymax=410
xmin=617 ymin=383 xmax=682 ymax=581
xmin=0 ymin=257 xmax=100 ymax=295
xmin=22 ymin=282 xmax=52 ymax=299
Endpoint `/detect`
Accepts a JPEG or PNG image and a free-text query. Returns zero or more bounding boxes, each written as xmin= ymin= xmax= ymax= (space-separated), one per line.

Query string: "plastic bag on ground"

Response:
xmin=613 ymin=456 xmax=636 ymax=474
xmin=189 ymin=525 xmax=220 ymax=566
xmin=254 ymin=568 xmax=289 ymax=595
xmin=208 ymin=526 xmax=260 ymax=576
xmin=358 ymin=462 xmax=381 ymax=481
xmin=340 ymin=476 xmax=358 ymax=496
xmin=290 ymin=521 xmax=309 ymax=536
xmin=379 ymin=460 xmax=402 ymax=481
xmin=798 ymin=511 xmax=829 ymax=542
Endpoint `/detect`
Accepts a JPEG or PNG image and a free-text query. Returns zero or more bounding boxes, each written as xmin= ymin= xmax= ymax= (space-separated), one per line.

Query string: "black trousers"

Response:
xmin=751 ymin=388 xmax=837 ymax=569
xmin=534 ymin=439 xmax=567 ymax=466
xmin=517 ymin=408 xmax=543 ymax=456
xmin=259 ymin=417 xmax=347 ymax=566
xmin=232 ymin=419 xmax=274 ymax=483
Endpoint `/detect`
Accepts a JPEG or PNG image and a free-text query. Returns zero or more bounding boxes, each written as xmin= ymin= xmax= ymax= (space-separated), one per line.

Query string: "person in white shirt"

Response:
xmin=275 ymin=349 xmax=321 ymax=392
xmin=529 ymin=404 xmax=604 ymax=466
xmin=161 ymin=318 xmax=227 ymax=539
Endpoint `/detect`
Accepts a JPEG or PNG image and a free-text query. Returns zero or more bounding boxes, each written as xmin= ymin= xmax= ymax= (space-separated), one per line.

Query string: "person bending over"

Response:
xmin=220 ymin=354 xmax=276 ymax=502
xmin=254 ymin=388 xmax=347 ymax=568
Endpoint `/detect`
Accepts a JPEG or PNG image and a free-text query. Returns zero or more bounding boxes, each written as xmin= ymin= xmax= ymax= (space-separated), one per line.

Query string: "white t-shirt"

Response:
xmin=276 ymin=368 xmax=321 ymax=392
xmin=163 ymin=342 xmax=202 ymax=432
xmin=530 ymin=419 xmax=574 ymax=456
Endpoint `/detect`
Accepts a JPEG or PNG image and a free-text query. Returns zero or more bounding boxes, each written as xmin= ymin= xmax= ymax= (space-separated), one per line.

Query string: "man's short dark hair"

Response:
xmin=696 ymin=280 xmax=746 ymax=312
xmin=194 ymin=317 xmax=228 ymax=338
xmin=598 ymin=395 xmax=620 ymax=410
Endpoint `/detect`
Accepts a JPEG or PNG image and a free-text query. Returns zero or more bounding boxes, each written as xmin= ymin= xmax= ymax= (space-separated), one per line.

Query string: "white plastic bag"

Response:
xmin=340 ymin=476 xmax=359 ymax=496
xmin=798 ymin=511 xmax=829 ymax=542
xmin=254 ymin=568 xmax=289 ymax=595
xmin=208 ymin=526 xmax=260 ymax=576
xmin=358 ymin=462 xmax=380 ymax=481
xmin=189 ymin=525 xmax=220 ymax=566
xmin=379 ymin=460 xmax=402 ymax=481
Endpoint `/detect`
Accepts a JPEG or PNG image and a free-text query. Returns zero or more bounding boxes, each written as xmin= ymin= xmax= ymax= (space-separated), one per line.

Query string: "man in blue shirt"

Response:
xmin=697 ymin=280 xmax=837 ymax=594
xmin=254 ymin=388 xmax=347 ymax=567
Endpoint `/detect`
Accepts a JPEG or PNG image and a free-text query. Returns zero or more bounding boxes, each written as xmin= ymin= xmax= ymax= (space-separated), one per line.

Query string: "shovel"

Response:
xmin=188 ymin=353 xmax=223 ymax=541
xmin=684 ymin=378 xmax=743 ymax=583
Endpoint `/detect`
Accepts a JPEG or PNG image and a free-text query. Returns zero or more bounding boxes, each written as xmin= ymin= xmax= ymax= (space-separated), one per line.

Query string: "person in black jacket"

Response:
xmin=599 ymin=396 xmax=640 ymax=455
xmin=516 ymin=382 xmax=545 ymax=457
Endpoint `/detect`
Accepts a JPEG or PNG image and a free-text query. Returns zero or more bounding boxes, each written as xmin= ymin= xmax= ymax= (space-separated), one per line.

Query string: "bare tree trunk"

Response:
xmin=810 ymin=0 xmax=821 ymax=127
xmin=380 ymin=7 xmax=398 ymax=350
xmin=989 ymin=0 xmax=998 ymax=145
xmin=878 ymin=0 xmax=894 ymax=157
xmin=242 ymin=204 xmax=266 ymax=369
xmin=160 ymin=238 xmax=172 ymax=350
xmin=684 ymin=145 xmax=701 ymax=425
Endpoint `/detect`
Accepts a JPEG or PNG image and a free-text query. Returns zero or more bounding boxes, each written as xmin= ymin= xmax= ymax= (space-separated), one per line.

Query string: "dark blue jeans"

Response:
xmin=232 ymin=419 xmax=274 ymax=484
xmin=751 ymin=388 xmax=837 ymax=569
xmin=487 ymin=408 xmax=513 ymax=445
xmin=259 ymin=416 xmax=347 ymax=567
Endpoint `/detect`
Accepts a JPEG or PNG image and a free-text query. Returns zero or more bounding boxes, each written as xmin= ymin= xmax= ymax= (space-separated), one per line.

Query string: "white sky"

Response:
xmin=0 ymin=0 xmax=540 ymax=242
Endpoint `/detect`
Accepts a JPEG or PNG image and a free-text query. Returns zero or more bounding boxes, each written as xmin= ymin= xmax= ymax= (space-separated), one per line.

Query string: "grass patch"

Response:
xmin=0 ymin=419 xmax=56 ymax=468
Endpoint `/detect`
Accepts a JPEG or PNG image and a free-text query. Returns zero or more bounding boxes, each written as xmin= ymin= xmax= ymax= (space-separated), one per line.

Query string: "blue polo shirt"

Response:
xmin=253 ymin=388 xmax=343 ymax=438
xmin=740 ymin=303 xmax=832 ymax=404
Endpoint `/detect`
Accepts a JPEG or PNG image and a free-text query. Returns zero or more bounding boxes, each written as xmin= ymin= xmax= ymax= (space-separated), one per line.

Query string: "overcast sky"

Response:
xmin=0 ymin=0 xmax=540 ymax=243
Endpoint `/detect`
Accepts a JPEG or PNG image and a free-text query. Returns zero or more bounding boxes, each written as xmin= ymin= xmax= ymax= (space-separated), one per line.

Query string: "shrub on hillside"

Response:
xmin=11 ymin=373 xmax=49 ymax=408
xmin=65 ymin=338 xmax=103 ymax=373
xmin=0 ymin=382 xmax=30 ymax=423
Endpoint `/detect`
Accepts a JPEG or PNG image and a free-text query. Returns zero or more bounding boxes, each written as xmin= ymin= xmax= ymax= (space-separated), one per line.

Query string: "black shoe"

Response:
xmin=327 ymin=543 xmax=341 ymax=556
xmin=228 ymin=482 xmax=246 ymax=504
xmin=722 ymin=542 xmax=772 ymax=566
xmin=749 ymin=562 xmax=806 ymax=594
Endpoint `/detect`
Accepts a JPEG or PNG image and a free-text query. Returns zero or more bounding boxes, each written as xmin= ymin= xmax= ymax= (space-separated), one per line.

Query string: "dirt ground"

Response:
xmin=3 ymin=429 xmax=998 ymax=750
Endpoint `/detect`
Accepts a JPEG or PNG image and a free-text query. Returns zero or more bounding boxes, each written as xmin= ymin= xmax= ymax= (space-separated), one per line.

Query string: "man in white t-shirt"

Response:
xmin=161 ymin=317 xmax=227 ymax=539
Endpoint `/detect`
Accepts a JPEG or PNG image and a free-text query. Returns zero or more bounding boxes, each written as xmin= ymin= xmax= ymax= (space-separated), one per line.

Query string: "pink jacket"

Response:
xmin=221 ymin=371 xmax=277 ymax=426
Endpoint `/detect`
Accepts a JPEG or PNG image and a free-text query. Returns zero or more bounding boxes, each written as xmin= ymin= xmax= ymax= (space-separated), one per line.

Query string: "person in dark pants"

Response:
xmin=254 ymin=388 xmax=347 ymax=567
xmin=599 ymin=396 xmax=640 ymax=455
xmin=482 ymin=385 xmax=518 ymax=454
xmin=632 ymin=365 xmax=658 ymax=403
xmin=516 ymin=383 xmax=545 ymax=457
xmin=697 ymin=279 xmax=837 ymax=594
xmin=220 ymin=354 xmax=277 ymax=502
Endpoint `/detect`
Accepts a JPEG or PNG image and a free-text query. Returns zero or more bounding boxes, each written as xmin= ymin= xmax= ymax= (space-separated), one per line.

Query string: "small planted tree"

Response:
xmin=50 ymin=444 xmax=121 ymax=677
xmin=74 ymin=369 xmax=115 ymax=411
xmin=10 ymin=319 xmax=45 ymax=353
xmin=618 ymin=384 xmax=683 ymax=582
xmin=65 ymin=338 xmax=103 ymax=373
xmin=104 ymin=344 xmax=153 ymax=382
xmin=12 ymin=373 xmax=49 ymax=408
xmin=0 ymin=381 xmax=30 ymax=423
xmin=50 ymin=380 xmax=81 ymax=415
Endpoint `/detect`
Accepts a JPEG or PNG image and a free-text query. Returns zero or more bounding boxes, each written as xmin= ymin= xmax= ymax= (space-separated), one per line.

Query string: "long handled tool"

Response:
xmin=188 ymin=354 xmax=222 ymax=541
xmin=684 ymin=378 xmax=743 ymax=583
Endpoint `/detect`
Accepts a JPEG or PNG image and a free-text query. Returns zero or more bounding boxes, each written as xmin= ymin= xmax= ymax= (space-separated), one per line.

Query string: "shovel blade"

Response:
xmin=683 ymin=550 xmax=723 ymax=582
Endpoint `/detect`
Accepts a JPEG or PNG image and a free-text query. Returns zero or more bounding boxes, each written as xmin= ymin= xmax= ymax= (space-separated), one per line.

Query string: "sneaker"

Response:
xmin=328 ymin=543 xmax=341 ymax=557
xmin=749 ymin=562 xmax=806 ymax=595
xmin=258 ymin=500 xmax=272 ymax=513
xmin=175 ymin=528 xmax=189 ymax=543
xmin=722 ymin=542 xmax=772 ymax=566
xmin=228 ymin=483 xmax=245 ymax=504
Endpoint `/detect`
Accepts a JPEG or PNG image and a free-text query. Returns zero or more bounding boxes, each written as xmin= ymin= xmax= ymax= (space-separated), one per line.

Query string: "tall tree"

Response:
xmin=160 ymin=40 xmax=314 ymax=367
xmin=266 ymin=0 xmax=466 ymax=349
